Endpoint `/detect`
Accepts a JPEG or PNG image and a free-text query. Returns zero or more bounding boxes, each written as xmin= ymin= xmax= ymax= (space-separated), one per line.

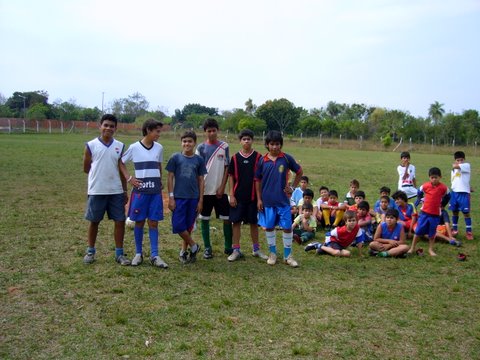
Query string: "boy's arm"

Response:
xmin=398 ymin=226 xmax=406 ymax=245
xmin=83 ymin=146 xmax=92 ymax=174
xmin=217 ymin=166 xmax=229 ymax=198
xmin=158 ymin=163 xmax=163 ymax=191
xmin=228 ymin=175 xmax=236 ymax=207
xmin=255 ymin=180 xmax=263 ymax=211
xmin=287 ymin=168 xmax=303 ymax=195
xmin=197 ymin=175 xmax=205 ymax=213
xmin=167 ymin=172 xmax=175 ymax=211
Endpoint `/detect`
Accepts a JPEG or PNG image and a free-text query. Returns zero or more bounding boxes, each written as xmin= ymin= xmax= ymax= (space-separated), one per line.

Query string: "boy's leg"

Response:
xmin=322 ymin=209 xmax=331 ymax=225
xmin=134 ymin=221 xmax=145 ymax=255
xmin=147 ymin=220 xmax=159 ymax=258
xmin=427 ymin=236 xmax=437 ymax=256
xmin=387 ymin=244 xmax=410 ymax=257
xmin=464 ymin=212 xmax=473 ymax=238
xmin=114 ymin=220 xmax=126 ymax=257
xmin=107 ymin=193 xmax=129 ymax=263
xmin=223 ymin=220 xmax=233 ymax=254
xmin=333 ymin=210 xmax=345 ymax=226
xmin=87 ymin=221 xmax=100 ymax=249
xmin=408 ymin=234 xmax=419 ymax=254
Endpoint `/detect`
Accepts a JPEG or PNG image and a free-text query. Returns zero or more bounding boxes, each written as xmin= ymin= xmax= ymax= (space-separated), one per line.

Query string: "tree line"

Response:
xmin=1 ymin=90 xmax=479 ymax=146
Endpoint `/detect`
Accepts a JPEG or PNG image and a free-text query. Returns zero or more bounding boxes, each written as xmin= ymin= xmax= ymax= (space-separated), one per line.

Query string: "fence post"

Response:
xmin=61 ymin=122 xmax=64 ymax=133
xmin=48 ymin=120 xmax=51 ymax=133
xmin=8 ymin=119 xmax=11 ymax=134
xmin=86 ymin=122 xmax=89 ymax=134
xmin=340 ymin=134 xmax=342 ymax=146
xmin=300 ymin=133 xmax=303 ymax=143
xmin=319 ymin=133 xmax=322 ymax=145
xmin=431 ymin=139 xmax=434 ymax=152
xmin=23 ymin=120 xmax=26 ymax=133
xmin=36 ymin=121 xmax=39 ymax=133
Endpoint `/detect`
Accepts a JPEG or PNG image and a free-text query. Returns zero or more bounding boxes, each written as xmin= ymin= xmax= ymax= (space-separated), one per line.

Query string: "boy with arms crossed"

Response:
xmin=83 ymin=114 xmax=130 ymax=265
xmin=397 ymin=151 xmax=417 ymax=199
xmin=369 ymin=208 xmax=409 ymax=258
xmin=196 ymin=118 xmax=233 ymax=259
xmin=120 ymin=119 xmax=167 ymax=268
xmin=227 ymin=129 xmax=268 ymax=261
xmin=450 ymin=151 xmax=473 ymax=240
xmin=255 ymin=130 xmax=303 ymax=267
xmin=166 ymin=131 xmax=207 ymax=264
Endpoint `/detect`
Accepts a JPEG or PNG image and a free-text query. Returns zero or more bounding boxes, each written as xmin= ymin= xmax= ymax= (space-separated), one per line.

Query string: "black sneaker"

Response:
xmin=189 ymin=244 xmax=201 ymax=263
xmin=179 ymin=250 xmax=189 ymax=264
xmin=304 ymin=242 xmax=320 ymax=252
xmin=204 ymin=247 xmax=213 ymax=259
xmin=369 ymin=249 xmax=379 ymax=257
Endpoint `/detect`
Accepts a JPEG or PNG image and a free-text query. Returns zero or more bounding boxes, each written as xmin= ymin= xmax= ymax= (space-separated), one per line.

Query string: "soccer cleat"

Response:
xmin=304 ymin=242 xmax=320 ymax=252
xmin=131 ymin=253 xmax=143 ymax=266
xmin=284 ymin=255 xmax=299 ymax=268
xmin=466 ymin=232 xmax=474 ymax=241
xmin=227 ymin=250 xmax=244 ymax=262
xmin=416 ymin=248 xmax=425 ymax=256
xmin=189 ymin=244 xmax=201 ymax=263
xmin=267 ymin=252 xmax=277 ymax=265
xmin=151 ymin=256 xmax=168 ymax=268
xmin=116 ymin=254 xmax=131 ymax=266
xmin=203 ymin=247 xmax=213 ymax=259
xmin=179 ymin=250 xmax=189 ymax=264
xmin=450 ymin=239 xmax=462 ymax=247
xmin=83 ymin=252 xmax=95 ymax=264
xmin=457 ymin=253 xmax=467 ymax=261
xmin=293 ymin=234 xmax=302 ymax=245
xmin=451 ymin=229 xmax=459 ymax=237
xmin=252 ymin=250 xmax=269 ymax=260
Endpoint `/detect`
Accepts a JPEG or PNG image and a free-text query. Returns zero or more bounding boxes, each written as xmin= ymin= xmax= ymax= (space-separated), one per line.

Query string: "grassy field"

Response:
xmin=1 ymin=132 xmax=479 ymax=359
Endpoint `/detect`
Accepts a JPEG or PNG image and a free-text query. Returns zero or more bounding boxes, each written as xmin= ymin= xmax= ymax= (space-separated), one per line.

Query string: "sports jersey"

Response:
xmin=228 ymin=150 xmax=261 ymax=203
xmin=451 ymin=163 xmax=471 ymax=193
xmin=395 ymin=203 xmax=417 ymax=222
xmin=328 ymin=224 xmax=364 ymax=248
xmin=379 ymin=222 xmax=403 ymax=241
xmin=196 ymin=140 xmax=229 ymax=196
xmin=291 ymin=187 xmax=304 ymax=205
xmin=86 ymin=137 xmax=125 ymax=195
xmin=374 ymin=198 xmax=396 ymax=212
xmin=122 ymin=141 xmax=163 ymax=194
xmin=165 ymin=152 xmax=207 ymax=199
xmin=397 ymin=164 xmax=417 ymax=198
xmin=255 ymin=152 xmax=302 ymax=207
xmin=293 ymin=214 xmax=317 ymax=230
xmin=344 ymin=192 xmax=355 ymax=205
xmin=418 ymin=182 xmax=448 ymax=216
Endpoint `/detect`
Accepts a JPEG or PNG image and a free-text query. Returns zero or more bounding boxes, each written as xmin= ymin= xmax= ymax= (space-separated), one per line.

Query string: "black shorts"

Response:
xmin=229 ymin=201 xmax=258 ymax=224
xmin=200 ymin=194 xmax=230 ymax=220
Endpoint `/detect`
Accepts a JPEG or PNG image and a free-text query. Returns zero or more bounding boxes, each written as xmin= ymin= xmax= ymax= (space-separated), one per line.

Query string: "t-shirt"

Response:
xmin=228 ymin=150 xmax=261 ymax=203
xmin=196 ymin=141 xmax=229 ymax=196
xmin=293 ymin=214 xmax=317 ymax=230
xmin=255 ymin=152 xmax=302 ymax=207
xmin=291 ymin=188 xmax=304 ymax=206
xmin=86 ymin=137 xmax=125 ymax=195
xmin=451 ymin=163 xmax=471 ymax=193
xmin=122 ymin=141 xmax=163 ymax=194
xmin=418 ymin=182 xmax=448 ymax=216
xmin=373 ymin=198 xmax=396 ymax=212
xmin=395 ymin=203 xmax=417 ymax=221
xmin=397 ymin=164 xmax=417 ymax=198
xmin=379 ymin=222 xmax=403 ymax=241
xmin=344 ymin=192 xmax=355 ymax=206
xmin=165 ymin=153 xmax=207 ymax=199
xmin=328 ymin=224 xmax=364 ymax=248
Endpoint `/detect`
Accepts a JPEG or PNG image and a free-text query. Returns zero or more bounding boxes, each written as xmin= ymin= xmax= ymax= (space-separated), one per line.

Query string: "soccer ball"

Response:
xmin=126 ymin=217 xmax=135 ymax=229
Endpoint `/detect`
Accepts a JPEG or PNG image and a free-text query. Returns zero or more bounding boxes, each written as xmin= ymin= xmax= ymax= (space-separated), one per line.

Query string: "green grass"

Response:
xmin=1 ymin=133 xmax=479 ymax=359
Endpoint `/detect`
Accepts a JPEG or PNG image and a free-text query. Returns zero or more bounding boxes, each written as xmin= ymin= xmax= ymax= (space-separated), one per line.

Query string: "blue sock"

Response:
xmin=283 ymin=232 xmax=293 ymax=258
xmin=115 ymin=248 xmax=124 ymax=258
xmin=149 ymin=228 xmax=159 ymax=258
xmin=452 ymin=215 xmax=459 ymax=230
xmin=134 ymin=226 xmax=144 ymax=254
xmin=465 ymin=217 xmax=472 ymax=232
xmin=252 ymin=243 xmax=260 ymax=252
xmin=266 ymin=231 xmax=276 ymax=254
xmin=87 ymin=246 xmax=96 ymax=254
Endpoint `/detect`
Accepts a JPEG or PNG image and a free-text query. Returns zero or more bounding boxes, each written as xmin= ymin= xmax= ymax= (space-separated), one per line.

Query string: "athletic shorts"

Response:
xmin=129 ymin=192 xmax=164 ymax=222
xmin=85 ymin=193 xmax=126 ymax=222
xmin=199 ymin=194 xmax=229 ymax=220
xmin=415 ymin=213 xmax=440 ymax=238
xmin=324 ymin=241 xmax=345 ymax=251
xmin=401 ymin=185 xmax=418 ymax=199
xmin=172 ymin=198 xmax=198 ymax=234
xmin=449 ymin=192 xmax=470 ymax=213
xmin=229 ymin=201 xmax=258 ymax=224
xmin=258 ymin=205 xmax=292 ymax=230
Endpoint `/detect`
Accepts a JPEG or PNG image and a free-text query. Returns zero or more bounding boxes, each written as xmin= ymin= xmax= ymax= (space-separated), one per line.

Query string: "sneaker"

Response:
xmin=450 ymin=239 xmax=462 ymax=247
xmin=179 ymin=250 xmax=189 ymax=264
xmin=189 ymin=244 xmax=201 ymax=263
xmin=203 ymin=247 xmax=213 ymax=259
xmin=293 ymin=234 xmax=302 ymax=245
xmin=131 ymin=253 xmax=143 ymax=266
xmin=304 ymin=242 xmax=320 ymax=252
xmin=116 ymin=254 xmax=131 ymax=266
xmin=252 ymin=250 xmax=269 ymax=260
xmin=457 ymin=253 xmax=467 ymax=261
xmin=267 ymin=252 xmax=277 ymax=265
xmin=369 ymin=249 xmax=379 ymax=257
xmin=227 ymin=250 xmax=244 ymax=262
xmin=284 ymin=255 xmax=299 ymax=268
xmin=452 ymin=229 xmax=459 ymax=237
xmin=151 ymin=256 xmax=168 ymax=269
xmin=466 ymin=232 xmax=474 ymax=241
xmin=83 ymin=252 xmax=95 ymax=264
xmin=416 ymin=248 xmax=425 ymax=257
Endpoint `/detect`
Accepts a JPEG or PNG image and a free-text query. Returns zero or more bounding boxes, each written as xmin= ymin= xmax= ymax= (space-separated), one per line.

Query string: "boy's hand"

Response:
xmin=229 ymin=195 xmax=237 ymax=208
xmin=257 ymin=199 xmax=264 ymax=212
xmin=168 ymin=198 xmax=176 ymax=212
xmin=216 ymin=188 xmax=225 ymax=198
xmin=196 ymin=200 xmax=203 ymax=214
xmin=129 ymin=176 xmax=143 ymax=189
xmin=284 ymin=185 xmax=294 ymax=196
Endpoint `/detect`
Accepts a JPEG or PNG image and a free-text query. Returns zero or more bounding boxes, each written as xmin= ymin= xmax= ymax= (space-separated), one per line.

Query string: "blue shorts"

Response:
xmin=85 ymin=194 xmax=126 ymax=222
xmin=449 ymin=192 xmax=470 ymax=213
xmin=258 ymin=205 xmax=292 ymax=230
xmin=172 ymin=198 xmax=198 ymax=234
xmin=415 ymin=213 xmax=440 ymax=238
xmin=229 ymin=201 xmax=258 ymax=224
xmin=129 ymin=192 xmax=164 ymax=221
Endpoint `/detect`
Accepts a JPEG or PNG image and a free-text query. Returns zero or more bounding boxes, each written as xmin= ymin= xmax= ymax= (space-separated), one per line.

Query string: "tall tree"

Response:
xmin=428 ymin=101 xmax=445 ymax=125
xmin=255 ymin=98 xmax=301 ymax=133
xmin=244 ymin=98 xmax=256 ymax=114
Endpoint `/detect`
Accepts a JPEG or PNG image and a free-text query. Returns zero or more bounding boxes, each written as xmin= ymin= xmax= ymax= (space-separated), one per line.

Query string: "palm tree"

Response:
xmin=428 ymin=101 xmax=445 ymax=125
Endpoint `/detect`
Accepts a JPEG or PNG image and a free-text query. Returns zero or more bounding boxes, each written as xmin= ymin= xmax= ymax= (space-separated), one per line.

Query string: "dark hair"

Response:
xmin=429 ymin=167 xmax=442 ymax=177
xmin=358 ymin=200 xmax=370 ymax=211
xmin=238 ymin=129 xmax=254 ymax=140
xmin=142 ymin=118 xmax=163 ymax=136
xmin=400 ymin=151 xmax=410 ymax=159
xmin=300 ymin=176 xmax=309 ymax=183
xmin=319 ymin=186 xmax=329 ymax=192
xmin=264 ymin=130 xmax=283 ymax=148
xmin=303 ymin=189 xmax=314 ymax=198
xmin=355 ymin=190 xmax=366 ymax=199
xmin=302 ymin=202 xmax=313 ymax=211
xmin=329 ymin=190 xmax=338 ymax=198
xmin=181 ymin=130 xmax=197 ymax=142
xmin=343 ymin=210 xmax=356 ymax=221
xmin=379 ymin=186 xmax=391 ymax=194
xmin=100 ymin=114 xmax=118 ymax=125
xmin=392 ymin=190 xmax=408 ymax=202
xmin=385 ymin=208 xmax=399 ymax=219
xmin=454 ymin=151 xmax=466 ymax=159
xmin=203 ymin=118 xmax=219 ymax=131
xmin=350 ymin=179 xmax=360 ymax=187
xmin=380 ymin=195 xmax=391 ymax=202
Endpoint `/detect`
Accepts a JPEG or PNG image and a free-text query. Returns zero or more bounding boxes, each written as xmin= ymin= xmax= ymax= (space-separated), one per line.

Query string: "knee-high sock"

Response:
xmin=134 ymin=226 xmax=143 ymax=254
xmin=465 ymin=217 xmax=472 ymax=232
xmin=322 ymin=209 xmax=331 ymax=225
xmin=149 ymin=228 xmax=159 ymax=257
xmin=223 ymin=222 xmax=233 ymax=250
xmin=333 ymin=210 xmax=345 ymax=226
xmin=201 ymin=220 xmax=211 ymax=248
xmin=266 ymin=230 xmax=276 ymax=253
xmin=452 ymin=215 xmax=459 ymax=231
xmin=283 ymin=232 xmax=293 ymax=258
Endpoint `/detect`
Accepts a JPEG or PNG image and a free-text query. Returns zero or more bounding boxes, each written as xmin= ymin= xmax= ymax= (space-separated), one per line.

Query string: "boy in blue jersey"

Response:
xmin=83 ymin=114 xmax=130 ymax=265
xmin=255 ymin=130 xmax=303 ymax=267
xmin=166 ymin=131 xmax=207 ymax=264
xmin=369 ymin=208 xmax=409 ymax=257
xmin=450 ymin=151 xmax=473 ymax=240
xmin=120 ymin=119 xmax=168 ymax=268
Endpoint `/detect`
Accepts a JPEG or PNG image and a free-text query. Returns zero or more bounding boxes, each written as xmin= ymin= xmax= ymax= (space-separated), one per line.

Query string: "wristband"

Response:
xmin=169 ymin=192 xmax=174 ymax=197
xmin=127 ymin=175 xmax=132 ymax=182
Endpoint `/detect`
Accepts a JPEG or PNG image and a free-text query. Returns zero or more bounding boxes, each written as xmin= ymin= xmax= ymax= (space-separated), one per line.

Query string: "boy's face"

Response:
xmin=345 ymin=217 xmax=357 ymax=230
xmin=181 ymin=137 xmax=196 ymax=153
xmin=99 ymin=120 xmax=116 ymax=139
xmin=380 ymin=191 xmax=389 ymax=197
xmin=429 ymin=175 xmax=441 ymax=186
xmin=303 ymin=208 xmax=312 ymax=218
xmin=205 ymin=127 xmax=218 ymax=142
xmin=240 ymin=136 xmax=253 ymax=150
xmin=291 ymin=206 xmax=298 ymax=215
xmin=385 ymin=215 xmax=397 ymax=227
xmin=329 ymin=195 xmax=338 ymax=203
xmin=394 ymin=198 xmax=405 ymax=206
xmin=349 ymin=184 xmax=358 ymax=194
xmin=146 ymin=126 xmax=162 ymax=141
xmin=354 ymin=196 xmax=364 ymax=205
xmin=303 ymin=196 xmax=313 ymax=204
xmin=320 ymin=189 xmax=329 ymax=199
xmin=380 ymin=198 xmax=389 ymax=209
xmin=455 ymin=157 xmax=465 ymax=164
xmin=357 ymin=208 xmax=368 ymax=217
xmin=266 ymin=141 xmax=282 ymax=156
xmin=299 ymin=180 xmax=308 ymax=190
xmin=401 ymin=156 xmax=410 ymax=166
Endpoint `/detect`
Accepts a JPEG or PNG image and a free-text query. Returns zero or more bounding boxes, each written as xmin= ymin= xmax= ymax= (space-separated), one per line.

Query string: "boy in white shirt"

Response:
xmin=450 ymin=151 xmax=473 ymax=240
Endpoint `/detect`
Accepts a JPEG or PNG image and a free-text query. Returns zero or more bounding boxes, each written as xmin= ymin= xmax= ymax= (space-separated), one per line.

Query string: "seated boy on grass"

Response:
xmin=357 ymin=200 xmax=374 ymax=243
xmin=314 ymin=186 xmax=329 ymax=227
xmin=347 ymin=190 xmax=366 ymax=211
xmin=374 ymin=195 xmax=390 ymax=224
xmin=369 ymin=208 xmax=409 ymax=258
xmin=292 ymin=202 xmax=316 ymax=244
xmin=392 ymin=190 xmax=417 ymax=238
xmin=320 ymin=190 xmax=345 ymax=230
xmin=291 ymin=175 xmax=309 ymax=206
xmin=297 ymin=188 xmax=315 ymax=212
xmin=374 ymin=186 xmax=396 ymax=212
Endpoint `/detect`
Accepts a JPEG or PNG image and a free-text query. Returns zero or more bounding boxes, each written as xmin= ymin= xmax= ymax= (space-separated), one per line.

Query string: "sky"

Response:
xmin=1 ymin=0 xmax=479 ymax=117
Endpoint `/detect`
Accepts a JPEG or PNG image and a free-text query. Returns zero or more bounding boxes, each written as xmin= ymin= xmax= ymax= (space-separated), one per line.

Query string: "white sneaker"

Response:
xmin=284 ymin=255 xmax=299 ymax=268
xmin=267 ymin=252 xmax=277 ymax=265
xmin=131 ymin=253 xmax=143 ymax=266
xmin=228 ymin=250 xmax=243 ymax=262
xmin=252 ymin=250 xmax=269 ymax=260
xmin=151 ymin=256 xmax=168 ymax=269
